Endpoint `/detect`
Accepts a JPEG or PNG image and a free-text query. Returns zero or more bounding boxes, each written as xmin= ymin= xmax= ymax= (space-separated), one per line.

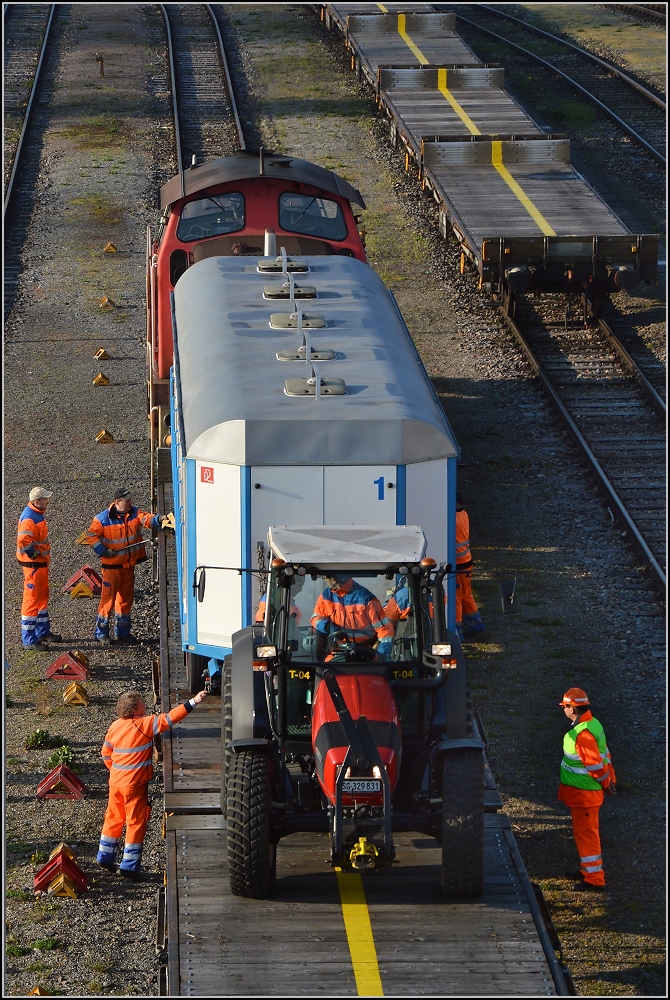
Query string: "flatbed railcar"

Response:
xmin=150 ymin=151 xmax=573 ymax=994
xmin=320 ymin=3 xmax=658 ymax=310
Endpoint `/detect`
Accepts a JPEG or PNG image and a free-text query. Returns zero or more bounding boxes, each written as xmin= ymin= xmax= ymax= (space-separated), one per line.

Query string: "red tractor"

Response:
xmin=220 ymin=526 xmax=485 ymax=898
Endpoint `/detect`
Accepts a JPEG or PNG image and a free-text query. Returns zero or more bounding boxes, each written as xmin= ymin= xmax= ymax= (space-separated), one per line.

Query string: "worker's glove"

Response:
xmin=26 ymin=546 xmax=38 ymax=559
xmin=605 ymin=782 xmax=617 ymax=796
xmin=376 ymin=638 xmax=392 ymax=660
xmin=96 ymin=546 xmax=113 ymax=558
xmin=159 ymin=512 xmax=176 ymax=532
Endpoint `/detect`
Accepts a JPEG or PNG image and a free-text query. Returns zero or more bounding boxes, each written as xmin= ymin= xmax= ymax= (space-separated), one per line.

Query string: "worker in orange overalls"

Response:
xmin=96 ymin=687 xmax=209 ymax=879
xmin=16 ymin=487 xmax=62 ymax=650
xmin=558 ymin=687 xmax=616 ymax=892
xmin=455 ymin=494 xmax=485 ymax=642
xmin=86 ymin=487 xmax=173 ymax=645
xmin=312 ymin=573 xmax=393 ymax=661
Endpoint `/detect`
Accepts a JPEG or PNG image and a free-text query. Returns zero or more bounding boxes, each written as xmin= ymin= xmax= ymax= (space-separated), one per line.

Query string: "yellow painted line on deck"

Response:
xmin=434 ymin=70 xmax=556 ymax=235
xmin=437 ymin=68 xmax=481 ymax=135
xmin=376 ymin=3 xmax=388 ymax=11
xmin=491 ymin=140 xmax=556 ymax=235
xmin=397 ymin=13 xmax=428 ymax=66
xmin=337 ymin=871 xmax=384 ymax=996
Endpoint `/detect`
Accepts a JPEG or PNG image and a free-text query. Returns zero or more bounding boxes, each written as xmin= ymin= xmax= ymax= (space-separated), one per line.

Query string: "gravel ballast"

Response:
xmin=4 ymin=5 xmax=665 ymax=997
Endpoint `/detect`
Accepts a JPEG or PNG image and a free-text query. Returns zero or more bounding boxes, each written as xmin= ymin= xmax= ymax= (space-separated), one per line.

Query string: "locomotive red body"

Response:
xmin=146 ymin=150 xmax=367 ymax=411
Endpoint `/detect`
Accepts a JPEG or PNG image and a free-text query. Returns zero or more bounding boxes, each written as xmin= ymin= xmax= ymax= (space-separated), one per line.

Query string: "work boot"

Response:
xmin=97 ymin=636 xmax=111 ymax=647
xmin=95 ymin=861 xmax=118 ymax=875
xmin=25 ymin=641 xmax=48 ymax=651
xmin=208 ymin=672 xmax=221 ymax=696
xmin=114 ymin=634 xmax=139 ymax=646
xmin=572 ymin=881 xmax=606 ymax=893
xmin=117 ymin=868 xmax=144 ymax=881
xmin=41 ymin=631 xmax=63 ymax=642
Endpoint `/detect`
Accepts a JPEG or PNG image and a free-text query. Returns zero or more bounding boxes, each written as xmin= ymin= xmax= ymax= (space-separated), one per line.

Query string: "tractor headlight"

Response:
xmin=253 ymin=645 xmax=277 ymax=670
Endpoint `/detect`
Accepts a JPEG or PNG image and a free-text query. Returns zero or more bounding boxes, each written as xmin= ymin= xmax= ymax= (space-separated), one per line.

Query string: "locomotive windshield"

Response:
xmin=279 ymin=192 xmax=348 ymax=241
xmin=261 ymin=570 xmax=431 ymax=664
xmin=176 ymin=192 xmax=245 ymax=241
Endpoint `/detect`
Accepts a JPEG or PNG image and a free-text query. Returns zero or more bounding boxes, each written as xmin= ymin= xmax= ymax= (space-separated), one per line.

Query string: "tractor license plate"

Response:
xmin=342 ymin=779 xmax=382 ymax=795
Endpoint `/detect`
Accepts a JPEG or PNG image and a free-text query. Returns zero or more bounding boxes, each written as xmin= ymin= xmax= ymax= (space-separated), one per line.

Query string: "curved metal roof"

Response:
xmin=160 ymin=150 xmax=366 ymax=210
xmin=173 ymin=255 xmax=459 ymax=466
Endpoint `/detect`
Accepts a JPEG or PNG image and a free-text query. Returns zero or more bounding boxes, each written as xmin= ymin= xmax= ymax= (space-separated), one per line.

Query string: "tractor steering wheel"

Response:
xmin=326 ymin=630 xmax=377 ymax=663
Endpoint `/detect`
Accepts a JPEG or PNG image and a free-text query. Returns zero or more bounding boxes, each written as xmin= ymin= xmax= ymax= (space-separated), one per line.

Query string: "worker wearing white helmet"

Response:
xmin=16 ymin=487 xmax=63 ymax=649
xmin=558 ymin=687 xmax=616 ymax=892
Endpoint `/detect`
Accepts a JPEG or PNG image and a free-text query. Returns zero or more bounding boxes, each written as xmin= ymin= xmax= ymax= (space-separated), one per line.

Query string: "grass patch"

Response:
xmin=32 ymin=938 xmax=63 ymax=952
xmin=6 ymin=943 xmax=30 ymax=956
xmin=67 ymin=194 xmax=124 ymax=225
xmin=6 ymin=889 xmax=33 ymax=901
xmin=59 ymin=113 xmax=127 ymax=149
xmin=25 ymin=729 xmax=68 ymax=750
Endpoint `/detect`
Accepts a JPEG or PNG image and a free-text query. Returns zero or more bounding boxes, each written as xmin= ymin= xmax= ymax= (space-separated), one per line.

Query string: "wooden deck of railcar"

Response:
xmin=155 ymin=483 xmax=571 ymax=997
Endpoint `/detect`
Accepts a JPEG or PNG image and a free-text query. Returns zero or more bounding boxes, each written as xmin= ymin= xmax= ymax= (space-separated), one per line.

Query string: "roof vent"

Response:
xmin=285 ymin=364 xmax=347 ymax=398
xmin=277 ymin=302 xmax=336 ymax=362
xmin=264 ymin=271 xmax=316 ymax=301
xmin=258 ymin=245 xmax=308 ymax=274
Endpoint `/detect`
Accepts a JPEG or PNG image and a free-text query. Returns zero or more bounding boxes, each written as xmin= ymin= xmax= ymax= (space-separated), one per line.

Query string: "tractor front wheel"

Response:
xmin=227 ymin=751 xmax=276 ymax=898
xmin=440 ymin=748 xmax=484 ymax=897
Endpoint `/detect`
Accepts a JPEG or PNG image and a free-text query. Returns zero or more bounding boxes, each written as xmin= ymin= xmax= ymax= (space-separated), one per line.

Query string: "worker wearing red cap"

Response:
xmin=558 ymin=688 xmax=616 ymax=891
xmin=96 ymin=688 xmax=208 ymax=879
xmin=16 ymin=487 xmax=62 ymax=649
xmin=85 ymin=488 xmax=174 ymax=645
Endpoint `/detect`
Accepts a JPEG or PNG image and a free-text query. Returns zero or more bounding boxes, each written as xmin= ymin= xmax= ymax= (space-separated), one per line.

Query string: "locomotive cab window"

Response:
xmin=279 ymin=193 xmax=348 ymax=242
xmin=176 ymin=193 xmax=245 ymax=242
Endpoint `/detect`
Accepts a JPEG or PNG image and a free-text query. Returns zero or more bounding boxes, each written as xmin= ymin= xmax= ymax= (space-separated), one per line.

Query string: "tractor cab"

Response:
xmin=223 ymin=527 xmax=484 ymax=898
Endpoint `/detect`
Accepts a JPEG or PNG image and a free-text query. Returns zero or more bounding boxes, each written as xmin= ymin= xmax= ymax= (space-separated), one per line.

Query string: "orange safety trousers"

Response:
xmin=21 ymin=565 xmax=50 ymax=645
xmin=95 ymin=566 xmax=135 ymax=639
xmin=98 ymin=784 xmax=151 ymax=872
xmin=559 ymin=784 xmax=606 ymax=885
xmin=455 ymin=570 xmax=479 ymax=623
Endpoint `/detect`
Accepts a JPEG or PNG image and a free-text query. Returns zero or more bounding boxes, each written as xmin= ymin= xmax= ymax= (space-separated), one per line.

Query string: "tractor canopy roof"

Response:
xmin=268 ymin=525 xmax=427 ymax=569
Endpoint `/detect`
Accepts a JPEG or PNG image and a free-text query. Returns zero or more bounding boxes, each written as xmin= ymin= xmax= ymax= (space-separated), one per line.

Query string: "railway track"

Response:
xmin=441 ymin=3 xmax=666 ymax=165
xmin=500 ymin=297 xmax=666 ymax=591
xmin=3 ymin=3 xmax=59 ymax=322
xmin=160 ymin=2 xmax=243 ymax=171
xmin=3 ymin=3 xmax=55 ymax=205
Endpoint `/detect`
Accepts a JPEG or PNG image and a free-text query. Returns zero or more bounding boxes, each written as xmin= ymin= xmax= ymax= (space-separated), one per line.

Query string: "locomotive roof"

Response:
xmin=172 ymin=255 xmax=459 ymax=466
xmin=159 ymin=151 xmax=366 ymax=210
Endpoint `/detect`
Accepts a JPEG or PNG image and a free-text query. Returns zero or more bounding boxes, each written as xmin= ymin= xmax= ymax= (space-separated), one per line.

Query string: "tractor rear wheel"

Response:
xmin=227 ymin=751 xmax=276 ymax=898
xmin=440 ymin=748 xmax=484 ymax=897
xmin=186 ymin=652 xmax=207 ymax=694
xmin=220 ymin=656 xmax=233 ymax=816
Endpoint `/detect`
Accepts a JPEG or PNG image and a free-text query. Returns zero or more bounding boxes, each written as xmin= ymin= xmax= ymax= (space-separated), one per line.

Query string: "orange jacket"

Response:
xmin=456 ymin=508 xmax=472 ymax=569
xmin=311 ymin=578 xmax=393 ymax=643
xmin=17 ymin=502 xmax=50 ymax=567
xmin=86 ymin=503 xmax=159 ymax=569
xmin=102 ymin=702 xmax=190 ymax=787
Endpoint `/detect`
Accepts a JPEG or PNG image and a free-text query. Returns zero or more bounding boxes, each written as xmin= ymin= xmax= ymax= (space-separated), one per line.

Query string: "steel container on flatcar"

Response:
xmin=170 ymin=254 xmax=459 ymax=660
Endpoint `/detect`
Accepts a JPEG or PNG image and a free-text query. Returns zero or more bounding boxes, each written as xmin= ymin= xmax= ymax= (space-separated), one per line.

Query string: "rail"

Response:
xmin=499 ymin=307 xmax=666 ymax=590
xmin=468 ymin=4 xmax=665 ymax=110
xmin=3 ymin=3 xmax=56 ymax=215
xmin=452 ymin=10 xmax=665 ymax=165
